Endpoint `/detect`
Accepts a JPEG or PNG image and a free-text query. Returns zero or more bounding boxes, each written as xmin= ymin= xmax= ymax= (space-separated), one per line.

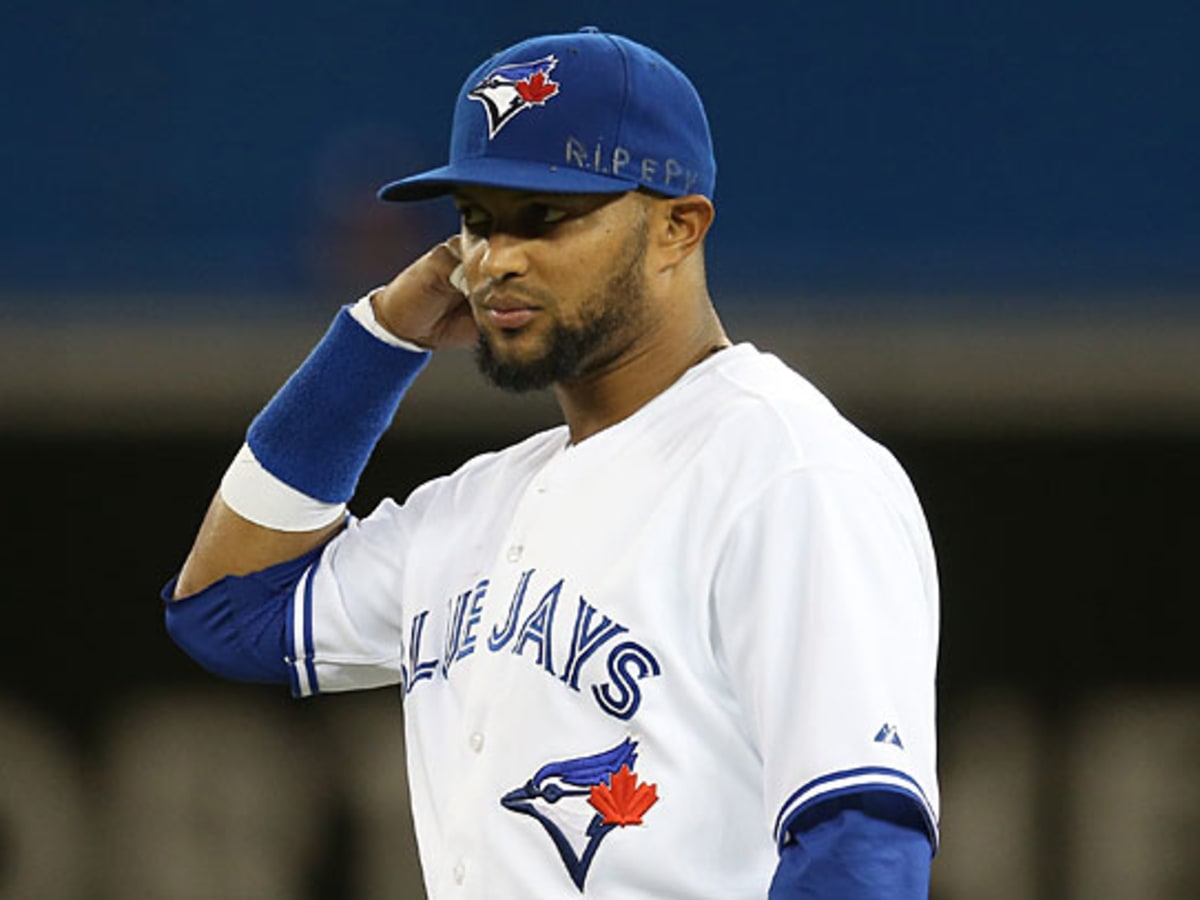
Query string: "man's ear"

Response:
xmin=650 ymin=195 xmax=715 ymax=269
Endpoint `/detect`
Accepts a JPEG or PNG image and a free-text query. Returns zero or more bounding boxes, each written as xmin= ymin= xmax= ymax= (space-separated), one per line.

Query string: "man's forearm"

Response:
xmin=172 ymin=301 xmax=431 ymax=598
xmin=174 ymin=493 xmax=341 ymax=597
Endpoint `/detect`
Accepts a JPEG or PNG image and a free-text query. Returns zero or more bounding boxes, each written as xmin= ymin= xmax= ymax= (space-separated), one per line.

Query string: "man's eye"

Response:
xmin=539 ymin=206 xmax=568 ymax=224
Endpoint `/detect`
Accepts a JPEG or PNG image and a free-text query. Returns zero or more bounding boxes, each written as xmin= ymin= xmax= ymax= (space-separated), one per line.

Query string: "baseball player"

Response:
xmin=165 ymin=28 xmax=939 ymax=898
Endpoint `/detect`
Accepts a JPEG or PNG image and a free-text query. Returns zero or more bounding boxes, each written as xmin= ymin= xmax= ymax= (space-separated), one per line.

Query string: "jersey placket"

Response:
xmin=439 ymin=443 xmax=567 ymax=896
xmin=500 ymin=443 xmax=565 ymax=569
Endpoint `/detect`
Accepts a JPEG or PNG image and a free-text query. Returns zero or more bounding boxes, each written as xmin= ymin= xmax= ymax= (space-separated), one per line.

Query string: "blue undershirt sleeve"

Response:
xmin=769 ymin=790 xmax=933 ymax=899
xmin=162 ymin=544 xmax=326 ymax=685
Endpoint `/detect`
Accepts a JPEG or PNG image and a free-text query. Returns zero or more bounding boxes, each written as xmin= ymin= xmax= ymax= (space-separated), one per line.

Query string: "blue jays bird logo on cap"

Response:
xmin=501 ymin=738 xmax=659 ymax=891
xmin=468 ymin=55 xmax=560 ymax=138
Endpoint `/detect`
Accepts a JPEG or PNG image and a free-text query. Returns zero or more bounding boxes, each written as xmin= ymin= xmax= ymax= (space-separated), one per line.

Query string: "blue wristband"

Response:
xmin=246 ymin=305 xmax=430 ymax=503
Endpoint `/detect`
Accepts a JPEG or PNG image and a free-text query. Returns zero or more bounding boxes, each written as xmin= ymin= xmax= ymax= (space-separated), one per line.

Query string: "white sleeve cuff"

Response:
xmin=349 ymin=291 xmax=430 ymax=353
xmin=219 ymin=443 xmax=347 ymax=532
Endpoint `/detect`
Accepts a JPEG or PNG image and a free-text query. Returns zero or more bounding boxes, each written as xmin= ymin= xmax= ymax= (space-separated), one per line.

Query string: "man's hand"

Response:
xmin=372 ymin=236 xmax=478 ymax=350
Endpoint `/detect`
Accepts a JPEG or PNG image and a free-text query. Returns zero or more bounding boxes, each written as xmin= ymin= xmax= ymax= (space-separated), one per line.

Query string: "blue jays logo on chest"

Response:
xmin=502 ymin=739 xmax=659 ymax=891
xmin=468 ymin=55 xmax=560 ymax=138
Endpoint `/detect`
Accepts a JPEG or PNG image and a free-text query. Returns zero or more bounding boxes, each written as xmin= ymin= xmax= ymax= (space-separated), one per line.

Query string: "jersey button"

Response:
xmin=469 ymin=732 xmax=485 ymax=753
xmin=506 ymin=544 xmax=523 ymax=562
xmin=453 ymin=860 xmax=466 ymax=884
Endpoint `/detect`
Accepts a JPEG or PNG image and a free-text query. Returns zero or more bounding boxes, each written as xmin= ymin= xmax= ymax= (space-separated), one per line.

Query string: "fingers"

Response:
xmin=448 ymin=262 xmax=469 ymax=297
xmin=435 ymin=235 xmax=469 ymax=297
xmin=434 ymin=236 xmax=468 ymax=296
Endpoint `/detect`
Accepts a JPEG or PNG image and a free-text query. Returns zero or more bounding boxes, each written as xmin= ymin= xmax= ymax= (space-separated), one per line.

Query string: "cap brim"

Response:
xmin=377 ymin=156 xmax=641 ymax=202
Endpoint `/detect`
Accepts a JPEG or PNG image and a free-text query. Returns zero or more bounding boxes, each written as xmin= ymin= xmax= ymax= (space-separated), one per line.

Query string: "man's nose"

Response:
xmin=477 ymin=231 xmax=530 ymax=282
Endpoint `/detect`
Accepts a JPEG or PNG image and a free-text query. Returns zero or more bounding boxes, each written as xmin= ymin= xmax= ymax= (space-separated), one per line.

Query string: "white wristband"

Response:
xmin=219 ymin=443 xmax=347 ymax=532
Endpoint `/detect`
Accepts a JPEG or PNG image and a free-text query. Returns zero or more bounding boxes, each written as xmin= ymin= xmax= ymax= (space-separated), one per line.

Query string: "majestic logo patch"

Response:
xmin=501 ymin=738 xmax=659 ymax=890
xmin=467 ymin=55 xmax=560 ymax=138
xmin=874 ymin=722 xmax=905 ymax=748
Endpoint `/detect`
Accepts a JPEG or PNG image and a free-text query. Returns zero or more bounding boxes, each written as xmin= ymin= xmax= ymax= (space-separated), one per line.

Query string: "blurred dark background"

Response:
xmin=1 ymin=2 xmax=1197 ymax=899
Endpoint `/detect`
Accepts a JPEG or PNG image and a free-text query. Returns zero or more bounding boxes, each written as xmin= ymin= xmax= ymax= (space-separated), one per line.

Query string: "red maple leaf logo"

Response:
xmin=588 ymin=765 xmax=659 ymax=826
xmin=515 ymin=71 xmax=559 ymax=104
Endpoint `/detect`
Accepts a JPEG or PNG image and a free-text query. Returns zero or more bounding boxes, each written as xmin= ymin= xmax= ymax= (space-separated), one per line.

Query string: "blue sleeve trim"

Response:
xmin=769 ymin=797 xmax=932 ymax=899
xmin=303 ymin=565 xmax=318 ymax=690
xmin=163 ymin=545 xmax=324 ymax=686
xmin=283 ymin=559 xmax=323 ymax=697
xmin=773 ymin=767 xmax=938 ymax=851
xmin=247 ymin=306 xmax=430 ymax=503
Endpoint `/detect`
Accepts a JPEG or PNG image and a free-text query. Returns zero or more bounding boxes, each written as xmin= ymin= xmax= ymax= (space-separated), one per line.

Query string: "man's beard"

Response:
xmin=473 ymin=223 xmax=648 ymax=393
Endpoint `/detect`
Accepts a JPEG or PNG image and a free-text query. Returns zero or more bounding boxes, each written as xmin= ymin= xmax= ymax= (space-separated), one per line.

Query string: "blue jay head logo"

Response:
xmin=501 ymin=738 xmax=659 ymax=891
xmin=467 ymin=55 xmax=560 ymax=138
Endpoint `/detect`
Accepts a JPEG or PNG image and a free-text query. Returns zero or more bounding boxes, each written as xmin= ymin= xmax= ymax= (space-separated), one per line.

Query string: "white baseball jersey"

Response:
xmin=286 ymin=342 xmax=940 ymax=898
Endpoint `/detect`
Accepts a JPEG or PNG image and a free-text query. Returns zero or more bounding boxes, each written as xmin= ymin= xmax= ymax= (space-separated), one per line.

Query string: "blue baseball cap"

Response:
xmin=378 ymin=27 xmax=716 ymax=202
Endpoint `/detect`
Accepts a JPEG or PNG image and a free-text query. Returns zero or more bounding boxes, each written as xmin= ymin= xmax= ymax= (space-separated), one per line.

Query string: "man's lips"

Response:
xmin=486 ymin=308 xmax=536 ymax=329
xmin=478 ymin=295 xmax=540 ymax=330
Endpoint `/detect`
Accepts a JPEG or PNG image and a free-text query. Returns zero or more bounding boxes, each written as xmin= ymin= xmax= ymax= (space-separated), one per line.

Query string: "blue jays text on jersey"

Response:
xmin=400 ymin=568 xmax=662 ymax=721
